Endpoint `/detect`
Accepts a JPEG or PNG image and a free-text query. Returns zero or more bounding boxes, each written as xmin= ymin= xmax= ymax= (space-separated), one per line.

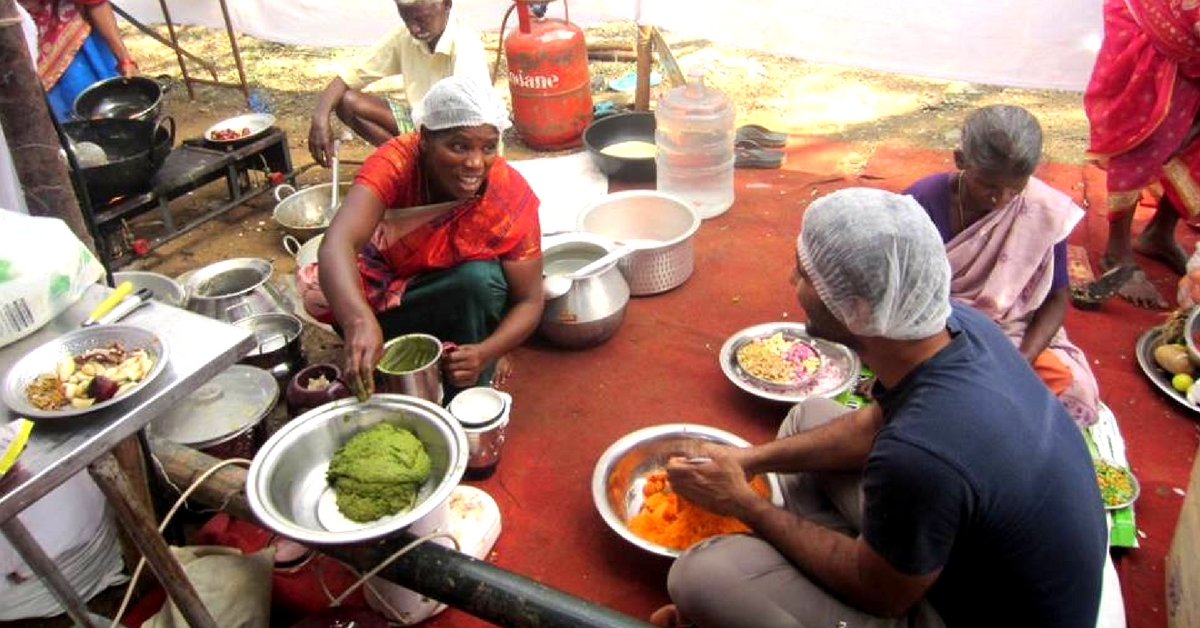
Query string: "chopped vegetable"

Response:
xmin=1094 ymin=459 xmax=1136 ymax=508
xmin=628 ymin=469 xmax=769 ymax=551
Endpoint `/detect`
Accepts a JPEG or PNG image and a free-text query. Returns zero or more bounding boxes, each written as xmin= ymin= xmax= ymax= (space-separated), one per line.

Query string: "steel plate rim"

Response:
xmin=590 ymin=423 xmax=783 ymax=558
xmin=204 ymin=112 xmax=276 ymax=144
xmin=1133 ymin=326 xmax=1200 ymax=415
xmin=719 ymin=322 xmax=859 ymax=403
xmin=1098 ymin=461 xmax=1140 ymax=511
xmin=1 ymin=325 xmax=170 ymax=419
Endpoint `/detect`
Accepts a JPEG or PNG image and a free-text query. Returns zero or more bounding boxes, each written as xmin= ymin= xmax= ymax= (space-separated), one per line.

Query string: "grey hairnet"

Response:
xmin=796 ymin=188 xmax=951 ymax=340
xmin=413 ymin=76 xmax=512 ymax=133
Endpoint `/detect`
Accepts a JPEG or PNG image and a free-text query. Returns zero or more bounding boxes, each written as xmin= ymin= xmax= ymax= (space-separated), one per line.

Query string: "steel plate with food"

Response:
xmin=1 ymin=325 xmax=168 ymax=419
xmin=719 ymin=322 xmax=860 ymax=403
xmin=204 ymin=113 xmax=275 ymax=144
xmin=1134 ymin=326 xmax=1200 ymax=415
xmin=1093 ymin=458 xmax=1140 ymax=511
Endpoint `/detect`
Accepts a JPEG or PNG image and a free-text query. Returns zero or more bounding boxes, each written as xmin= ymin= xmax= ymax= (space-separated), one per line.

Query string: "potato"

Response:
xmin=1154 ymin=343 xmax=1194 ymax=375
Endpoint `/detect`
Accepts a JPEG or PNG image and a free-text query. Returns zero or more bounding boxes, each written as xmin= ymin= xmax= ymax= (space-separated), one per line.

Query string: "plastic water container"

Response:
xmin=655 ymin=69 xmax=736 ymax=219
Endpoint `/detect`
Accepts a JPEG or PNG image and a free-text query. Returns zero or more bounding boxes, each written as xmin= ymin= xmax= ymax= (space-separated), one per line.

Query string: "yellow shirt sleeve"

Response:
xmin=338 ymin=25 xmax=410 ymax=91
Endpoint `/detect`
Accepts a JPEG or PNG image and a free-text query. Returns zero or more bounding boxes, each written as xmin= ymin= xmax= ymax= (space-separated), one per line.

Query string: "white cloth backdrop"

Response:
xmin=114 ymin=0 xmax=1103 ymax=91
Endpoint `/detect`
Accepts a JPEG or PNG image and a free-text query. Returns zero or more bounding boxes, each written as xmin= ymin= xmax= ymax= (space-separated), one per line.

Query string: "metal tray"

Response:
xmin=1 ymin=325 xmax=169 ymax=419
xmin=204 ymin=112 xmax=275 ymax=145
xmin=1134 ymin=326 xmax=1200 ymax=415
xmin=719 ymin=322 xmax=860 ymax=403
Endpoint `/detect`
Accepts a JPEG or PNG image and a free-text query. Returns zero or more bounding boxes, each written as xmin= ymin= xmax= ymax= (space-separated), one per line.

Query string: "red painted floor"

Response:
xmin=115 ymin=141 xmax=1194 ymax=628
xmin=423 ymin=142 xmax=1197 ymax=628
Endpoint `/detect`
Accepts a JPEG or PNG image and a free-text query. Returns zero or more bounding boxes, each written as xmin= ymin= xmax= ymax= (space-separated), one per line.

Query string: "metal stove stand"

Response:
xmin=87 ymin=127 xmax=294 ymax=268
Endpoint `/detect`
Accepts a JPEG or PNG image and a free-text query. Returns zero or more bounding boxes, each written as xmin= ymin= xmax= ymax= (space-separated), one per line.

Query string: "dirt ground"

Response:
xmin=0 ymin=21 xmax=1092 ymax=627
xmin=112 ymin=19 xmax=1091 ymax=272
xmin=111 ymin=20 xmax=1090 ymax=357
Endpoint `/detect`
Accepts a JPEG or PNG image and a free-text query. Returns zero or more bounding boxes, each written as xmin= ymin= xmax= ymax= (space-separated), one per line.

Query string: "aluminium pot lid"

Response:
xmin=150 ymin=364 xmax=279 ymax=448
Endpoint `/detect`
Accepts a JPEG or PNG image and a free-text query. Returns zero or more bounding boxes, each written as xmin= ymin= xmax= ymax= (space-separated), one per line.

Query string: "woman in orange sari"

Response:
xmin=1084 ymin=0 xmax=1200 ymax=309
xmin=299 ymin=76 xmax=543 ymax=397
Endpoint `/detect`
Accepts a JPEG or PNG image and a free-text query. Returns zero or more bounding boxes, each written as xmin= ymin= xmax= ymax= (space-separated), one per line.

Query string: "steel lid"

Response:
xmin=448 ymin=387 xmax=506 ymax=427
xmin=150 ymin=364 xmax=279 ymax=448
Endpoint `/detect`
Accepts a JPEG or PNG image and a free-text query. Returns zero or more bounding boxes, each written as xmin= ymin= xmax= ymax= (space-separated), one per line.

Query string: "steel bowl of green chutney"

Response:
xmin=246 ymin=393 xmax=468 ymax=544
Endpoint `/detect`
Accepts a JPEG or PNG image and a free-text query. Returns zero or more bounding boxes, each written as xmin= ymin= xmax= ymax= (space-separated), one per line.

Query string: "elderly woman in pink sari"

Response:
xmin=903 ymin=105 xmax=1099 ymax=427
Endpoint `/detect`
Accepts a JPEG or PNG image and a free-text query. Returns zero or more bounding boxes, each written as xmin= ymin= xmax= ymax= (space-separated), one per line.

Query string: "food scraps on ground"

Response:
xmin=628 ymin=468 xmax=769 ymax=551
xmin=736 ymin=332 xmax=822 ymax=385
xmin=1094 ymin=459 xmax=1136 ymax=508
xmin=210 ymin=126 xmax=251 ymax=141
xmin=24 ymin=343 xmax=154 ymax=411
xmin=326 ymin=422 xmax=432 ymax=522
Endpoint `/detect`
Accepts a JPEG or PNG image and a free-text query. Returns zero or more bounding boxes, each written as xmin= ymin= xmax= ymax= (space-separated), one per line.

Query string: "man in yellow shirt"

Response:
xmin=307 ymin=0 xmax=490 ymax=166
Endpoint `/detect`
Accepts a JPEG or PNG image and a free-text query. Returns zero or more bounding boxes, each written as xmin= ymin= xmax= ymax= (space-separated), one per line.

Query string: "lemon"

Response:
xmin=1173 ymin=373 xmax=1195 ymax=393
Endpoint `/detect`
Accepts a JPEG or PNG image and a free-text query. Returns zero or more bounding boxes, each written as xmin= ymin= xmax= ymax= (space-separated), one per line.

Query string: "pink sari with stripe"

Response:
xmin=946 ymin=177 xmax=1098 ymax=427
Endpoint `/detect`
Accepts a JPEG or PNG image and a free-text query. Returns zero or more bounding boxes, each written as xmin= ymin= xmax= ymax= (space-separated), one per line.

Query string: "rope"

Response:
xmin=108 ymin=457 xmax=253 ymax=628
xmin=329 ymin=531 xmax=460 ymax=609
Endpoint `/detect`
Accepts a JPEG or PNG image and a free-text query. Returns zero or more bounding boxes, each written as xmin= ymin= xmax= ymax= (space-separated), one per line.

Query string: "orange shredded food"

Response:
xmin=628 ymin=469 xmax=769 ymax=551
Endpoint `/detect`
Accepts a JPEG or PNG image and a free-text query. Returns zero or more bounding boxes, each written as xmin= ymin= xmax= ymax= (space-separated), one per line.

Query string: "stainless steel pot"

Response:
xmin=272 ymin=183 xmax=350 ymax=242
xmin=375 ymin=333 xmax=445 ymax=404
xmin=283 ymin=233 xmax=322 ymax=268
xmin=234 ymin=312 xmax=306 ymax=380
xmin=447 ymin=387 xmax=511 ymax=479
xmin=182 ymin=258 xmax=288 ymax=323
xmin=576 ymin=191 xmax=700 ymax=295
xmin=539 ymin=235 xmax=630 ymax=348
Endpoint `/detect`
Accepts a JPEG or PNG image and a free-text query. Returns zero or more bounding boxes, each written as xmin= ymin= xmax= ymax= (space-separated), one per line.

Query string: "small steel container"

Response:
xmin=375 ymin=333 xmax=444 ymax=404
xmin=447 ymin=387 xmax=511 ymax=479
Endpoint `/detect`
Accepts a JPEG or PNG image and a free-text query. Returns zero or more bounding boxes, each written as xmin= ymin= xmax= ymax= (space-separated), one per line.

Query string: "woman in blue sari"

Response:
xmin=19 ymin=0 xmax=137 ymax=121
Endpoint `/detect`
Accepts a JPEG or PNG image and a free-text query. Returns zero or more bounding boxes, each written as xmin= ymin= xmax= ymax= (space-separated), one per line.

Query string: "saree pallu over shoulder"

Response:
xmin=300 ymin=133 xmax=541 ymax=323
xmin=946 ymin=177 xmax=1083 ymax=326
xmin=945 ymin=178 xmax=1098 ymax=427
xmin=18 ymin=0 xmax=93 ymax=90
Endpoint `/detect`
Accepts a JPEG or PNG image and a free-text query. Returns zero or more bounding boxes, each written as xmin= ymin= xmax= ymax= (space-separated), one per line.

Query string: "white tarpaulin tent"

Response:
xmin=114 ymin=0 xmax=1103 ymax=91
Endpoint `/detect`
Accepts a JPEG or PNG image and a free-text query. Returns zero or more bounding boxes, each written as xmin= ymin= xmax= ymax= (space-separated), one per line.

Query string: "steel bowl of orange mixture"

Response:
xmin=591 ymin=424 xmax=783 ymax=558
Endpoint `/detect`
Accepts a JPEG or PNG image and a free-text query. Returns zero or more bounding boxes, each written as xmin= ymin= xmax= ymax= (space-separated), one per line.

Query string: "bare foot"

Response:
xmin=491 ymin=355 xmax=513 ymax=388
xmin=1134 ymin=232 xmax=1188 ymax=275
xmin=1098 ymin=254 xmax=1169 ymax=309
xmin=650 ymin=604 xmax=693 ymax=628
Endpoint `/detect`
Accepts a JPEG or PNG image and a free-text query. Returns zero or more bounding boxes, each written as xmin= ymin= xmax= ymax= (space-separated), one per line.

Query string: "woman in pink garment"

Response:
xmin=903 ymin=105 xmax=1099 ymax=427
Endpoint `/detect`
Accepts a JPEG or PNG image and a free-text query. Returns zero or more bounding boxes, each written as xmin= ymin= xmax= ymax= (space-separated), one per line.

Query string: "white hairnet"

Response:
xmin=796 ymin=188 xmax=951 ymax=340
xmin=413 ymin=76 xmax=512 ymax=133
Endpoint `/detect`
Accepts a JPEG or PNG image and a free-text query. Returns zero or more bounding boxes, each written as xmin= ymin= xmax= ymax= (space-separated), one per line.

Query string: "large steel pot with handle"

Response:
xmin=576 ymin=191 xmax=699 ymax=296
xmin=182 ymin=258 xmax=290 ymax=323
xmin=272 ymin=183 xmax=350 ymax=242
xmin=538 ymin=233 xmax=630 ymax=349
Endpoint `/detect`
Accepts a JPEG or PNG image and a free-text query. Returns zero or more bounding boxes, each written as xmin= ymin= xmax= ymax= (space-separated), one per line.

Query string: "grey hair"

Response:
xmin=959 ymin=105 xmax=1043 ymax=176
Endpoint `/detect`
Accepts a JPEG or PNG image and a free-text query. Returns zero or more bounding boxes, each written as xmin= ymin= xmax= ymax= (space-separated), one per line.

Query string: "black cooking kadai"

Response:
xmin=62 ymin=116 xmax=175 ymax=204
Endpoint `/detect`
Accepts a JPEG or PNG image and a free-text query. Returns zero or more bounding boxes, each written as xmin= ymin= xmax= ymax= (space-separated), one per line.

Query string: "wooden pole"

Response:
xmin=634 ymin=24 xmax=653 ymax=112
xmin=0 ymin=0 xmax=96 ymax=254
xmin=89 ymin=452 xmax=220 ymax=628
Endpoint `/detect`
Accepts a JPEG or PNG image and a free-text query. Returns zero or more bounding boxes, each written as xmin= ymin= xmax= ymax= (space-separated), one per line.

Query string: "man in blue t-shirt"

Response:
xmin=651 ymin=188 xmax=1108 ymax=628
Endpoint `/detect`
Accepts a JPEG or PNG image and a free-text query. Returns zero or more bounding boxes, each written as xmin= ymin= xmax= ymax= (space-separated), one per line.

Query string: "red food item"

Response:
xmin=209 ymin=126 xmax=252 ymax=141
xmin=89 ymin=375 xmax=120 ymax=402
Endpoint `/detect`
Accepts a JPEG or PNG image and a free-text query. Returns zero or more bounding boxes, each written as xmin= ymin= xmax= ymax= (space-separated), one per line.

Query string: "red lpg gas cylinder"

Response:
xmin=504 ymin=0 xmax=593 ymax=150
